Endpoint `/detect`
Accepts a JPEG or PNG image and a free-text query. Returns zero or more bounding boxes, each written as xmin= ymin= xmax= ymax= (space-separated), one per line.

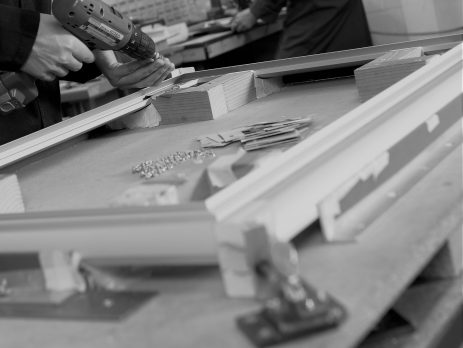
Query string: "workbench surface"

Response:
xmin=17 ymin=78 xmax=359 ymax=212
xmin=1 ymin=73 xmax=461 ymax=348
xmin=178 ymin=18 xmax=284 ymax=63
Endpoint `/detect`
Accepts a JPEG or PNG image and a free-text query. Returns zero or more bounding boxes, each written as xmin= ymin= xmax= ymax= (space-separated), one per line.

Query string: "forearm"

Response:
xmin=0 ymin=5 xmax=40 ymax=71
xmin=249 ymin=0 xmax=286 ymax=23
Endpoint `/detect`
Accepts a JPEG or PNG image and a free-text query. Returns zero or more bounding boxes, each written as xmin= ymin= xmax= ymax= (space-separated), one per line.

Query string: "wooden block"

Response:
xmin=39 ymin=251 xmax=86 ymax=292
xmin=421 ymin=227 xmax=462 ymax=279
xmin=254 ymin=76 xmax=284 ymax=99
xmin=207 ymin=149 xmax=246 ymax=189
xmin=354 ymin=47 xmax=429 ymax=102
xmin=0 ymin=174 xmax=25 ymax=213
xmin=106 ymin=102 xmax=161 ymax=130
xmin=211 ymin=71 xmax=256 ymax=110
xmin=153 ymin=71 xmax=256 ymax=125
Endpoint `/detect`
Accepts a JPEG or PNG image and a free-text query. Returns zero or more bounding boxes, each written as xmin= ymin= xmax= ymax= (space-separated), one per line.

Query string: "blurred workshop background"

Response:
xmin=60 ymin=0 xmax=463 ymax=116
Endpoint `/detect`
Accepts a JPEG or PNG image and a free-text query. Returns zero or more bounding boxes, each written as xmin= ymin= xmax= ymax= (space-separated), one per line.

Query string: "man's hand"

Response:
xmin=21 ymin=14 xmax=94 ymax=81
xmin=230 ymin=9 xmax=257 ymax=32
xmin=94 ymin=51 xmax=175 ymax=89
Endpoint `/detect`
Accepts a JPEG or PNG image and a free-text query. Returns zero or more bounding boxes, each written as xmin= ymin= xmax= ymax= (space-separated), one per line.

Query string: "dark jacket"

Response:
xmin=0 ymin=0 xmax=100 ymax=145
xmin=250 ymin=0 xmax=372 ymax=59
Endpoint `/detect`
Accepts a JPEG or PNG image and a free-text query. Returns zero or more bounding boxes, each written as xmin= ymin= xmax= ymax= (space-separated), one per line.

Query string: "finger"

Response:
xmin=132 ymin=66 xmax=172 ymax=88
xmin=235 ymin=22 xmax=246 ymax=32
xmin=161 ymin=57 xmax=175 ymax=70
xmin=148 ymin=66 xmax=173 ymax=86
xmin=122 ymin=63 xmax=172 ymax=88
xmin=230 ymin=20 xmax=239 ymax=32
xmin=113 ymin=58 xmax=155 ymax=76
xmin=130 ymin=67 xmax=171 ymax=88
xmin=241 ymin=23 xmax=251 ymax=32
xmin=64 ymin=56 xmax=83 ymax=72
xmin=71 ymin=39 xmax=95 ymax=64
xmin=40 ymin=73 xmax=56 ymax=82
xmin=50 ymin=66 xmax=69 ymax=78
xmin=117 ymin=61 xmax=170 ymax=86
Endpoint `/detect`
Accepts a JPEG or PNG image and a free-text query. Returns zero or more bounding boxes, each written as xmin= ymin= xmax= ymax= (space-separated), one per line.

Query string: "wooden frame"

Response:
xmin=208 ymin=43 xmax=462 ymax=237
xmin=0 ymin=38 xmax=461 ymax=266
xmin=0 ymin=34 xmax=460 ymax=170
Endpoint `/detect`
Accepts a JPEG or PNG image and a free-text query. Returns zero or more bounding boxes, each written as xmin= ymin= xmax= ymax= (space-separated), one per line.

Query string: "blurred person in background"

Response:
xmin=230 ymin=0 xmax=372 ymax=59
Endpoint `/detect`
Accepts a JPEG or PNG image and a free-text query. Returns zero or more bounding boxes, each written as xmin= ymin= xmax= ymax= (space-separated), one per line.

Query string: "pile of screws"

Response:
xmin=132 ymin=149 xmax=216 ymax=179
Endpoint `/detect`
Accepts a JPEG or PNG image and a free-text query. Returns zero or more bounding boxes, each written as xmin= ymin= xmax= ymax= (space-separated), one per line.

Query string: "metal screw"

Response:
xmin=103 ymin=298 xmax=114 ymax=308
xmin=304 ymin=298 xmax=316 ymax=311
xmin=265 ymin=298 xmax=282 ymax=313
xmin=243 ymin=314 xmax=259 ymax=325
xmin=0 ymin=279 xmax=11 ymax=297
xmin=257 ymin=327 xmax=274 ymax=340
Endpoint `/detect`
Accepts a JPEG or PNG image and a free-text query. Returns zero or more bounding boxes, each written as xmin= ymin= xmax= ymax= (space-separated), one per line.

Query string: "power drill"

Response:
xmin=0 ymin=0 xmax=161 ymax=115
xmin=52 ymin=0 xmax=162 ymax=60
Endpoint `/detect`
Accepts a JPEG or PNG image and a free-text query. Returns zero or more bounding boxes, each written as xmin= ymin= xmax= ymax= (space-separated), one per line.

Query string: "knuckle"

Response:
xmin=57 ymin=54 xmax=69 ymax=64
xmin=53 ymin=68 xmax=68 ymax=77
xmin=73 ymin=62 xmax=83 ymax=71
xmin=41 ymin=74 xmax=54 ymax=81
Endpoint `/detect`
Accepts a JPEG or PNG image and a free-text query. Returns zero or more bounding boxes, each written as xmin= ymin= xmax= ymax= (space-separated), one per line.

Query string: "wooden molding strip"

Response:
xmin=206 ymin=44 xmax=463 ymax=241
xmin=0 ymin=41 xmax=460 ymax=264
xmin=0 ymin=35 xmax=460 ymax=169
xmin=0 ymin=203 xmax=218 ymax=264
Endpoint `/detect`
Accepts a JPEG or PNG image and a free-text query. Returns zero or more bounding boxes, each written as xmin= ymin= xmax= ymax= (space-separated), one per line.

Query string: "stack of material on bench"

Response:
xmin=154 ymin=71 xmax=256 ymax=125
xmin=0 ymin=174 xmax=25 ymax=213
xmin=354 ymin=47 xmax=430 ymax=102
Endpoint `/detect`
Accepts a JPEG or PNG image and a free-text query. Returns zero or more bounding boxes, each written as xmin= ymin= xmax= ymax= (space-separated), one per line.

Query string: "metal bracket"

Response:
xmin=0 ymin=252 xmax=156 ymax=321
xmin=236 ymin=227 xmax=346 ymax=347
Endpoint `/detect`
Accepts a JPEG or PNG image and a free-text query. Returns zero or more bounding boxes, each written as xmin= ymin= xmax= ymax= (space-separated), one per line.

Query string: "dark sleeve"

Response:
xmin=63 ymin=62 xmax=102 ymax=83
xmin=0 ymin=5 xmax=40 ymax=71
xmin=250 ymin=0 xmax=286 ymax=23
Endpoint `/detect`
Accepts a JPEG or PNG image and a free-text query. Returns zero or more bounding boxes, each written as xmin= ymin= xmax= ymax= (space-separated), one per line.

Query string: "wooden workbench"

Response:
xmin=1 ymin=74 xmax=461 ymax=348
xmin=0 ymin=38 xmax=462 ymax=348
xmin=23 ymin=79 xmax=356 ymax=212
xmin=177 ymin=19 xmax=284 ymax=64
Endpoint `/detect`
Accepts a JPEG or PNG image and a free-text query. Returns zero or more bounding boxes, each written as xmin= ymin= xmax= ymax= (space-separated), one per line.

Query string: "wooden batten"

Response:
xmin=154 ymin=71 xmax=256 ymax=125
xmin=254 ymin=76 xmax=284 ymax=99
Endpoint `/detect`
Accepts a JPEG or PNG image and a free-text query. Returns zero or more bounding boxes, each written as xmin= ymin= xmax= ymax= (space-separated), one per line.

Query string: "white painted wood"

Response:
xmin=0 ymin=42 xmax=460 ymax=265
xmin=0 ymin=204 xmax=218 ymax=265
xmin=0 ymin=35 xmax=459 ymax=169
xmin=207 ymin=44 xmax=463 ymax=242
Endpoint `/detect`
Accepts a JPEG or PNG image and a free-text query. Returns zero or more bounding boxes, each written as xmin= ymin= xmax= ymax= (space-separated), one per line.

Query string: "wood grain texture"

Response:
xmin=0 ymin=174 xmax=24 ymax=213
xmin=354 ymin=48 xmax=429 ymax=102
xmin=154 ymin=71 xmax=256 ymax=125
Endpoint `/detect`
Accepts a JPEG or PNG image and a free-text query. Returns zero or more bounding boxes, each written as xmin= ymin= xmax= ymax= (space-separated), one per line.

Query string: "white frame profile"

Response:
xmin=0 ymin=40 xmax=461 ymax=265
